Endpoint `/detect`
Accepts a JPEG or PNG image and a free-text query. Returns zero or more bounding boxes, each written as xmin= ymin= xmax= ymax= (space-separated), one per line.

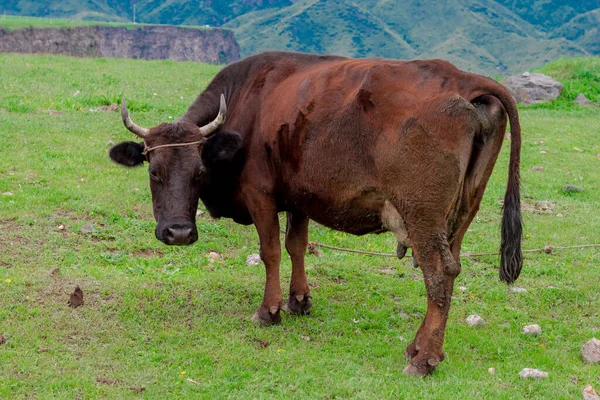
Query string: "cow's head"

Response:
xmin=109 ymin=95 xmax=239 ymax=246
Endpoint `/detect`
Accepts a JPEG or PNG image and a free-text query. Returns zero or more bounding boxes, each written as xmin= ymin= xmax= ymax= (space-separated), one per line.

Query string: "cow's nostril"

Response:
xmin=166 ymin=226 xmax=194 ymax=245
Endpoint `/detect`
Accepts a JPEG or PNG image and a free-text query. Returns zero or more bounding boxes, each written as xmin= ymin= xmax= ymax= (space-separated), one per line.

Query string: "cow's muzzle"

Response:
xmin=157 ymin=222 xmax=198 ymax=245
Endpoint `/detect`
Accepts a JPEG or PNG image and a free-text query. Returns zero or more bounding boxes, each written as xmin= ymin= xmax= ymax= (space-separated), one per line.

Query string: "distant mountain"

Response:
xmin=2 ymin=0 xmax=599 ymax=75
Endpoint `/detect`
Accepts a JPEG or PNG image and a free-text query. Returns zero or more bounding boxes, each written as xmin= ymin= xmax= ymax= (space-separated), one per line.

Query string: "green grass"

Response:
xmin=1 ymin=53 xmax=599 ymax=399
xmin=0 ymin=14 xmax=211 ymax=32
xmin=533 ymin=57 xmax=600 ymax=109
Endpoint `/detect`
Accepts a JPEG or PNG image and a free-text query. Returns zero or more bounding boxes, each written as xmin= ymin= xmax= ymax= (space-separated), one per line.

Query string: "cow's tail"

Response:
xmin=471 ymin=78 xmax=523 ymax=284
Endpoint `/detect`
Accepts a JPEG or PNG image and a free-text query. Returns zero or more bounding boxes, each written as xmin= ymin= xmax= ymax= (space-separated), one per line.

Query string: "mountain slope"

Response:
xmin=224 ymin=0 xmax=591 ymax=74
xmin=1 ymin=0 xmax=599 ymax=75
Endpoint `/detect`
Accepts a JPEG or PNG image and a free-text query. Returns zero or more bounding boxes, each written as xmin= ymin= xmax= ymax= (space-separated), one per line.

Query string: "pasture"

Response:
xmin=1 ymin=53 xmax=599 ymax=399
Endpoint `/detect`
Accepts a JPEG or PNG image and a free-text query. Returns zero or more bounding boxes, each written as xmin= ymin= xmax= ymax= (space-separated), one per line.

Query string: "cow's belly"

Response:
xmin=286 ymin=188 xmax=410 ymax=246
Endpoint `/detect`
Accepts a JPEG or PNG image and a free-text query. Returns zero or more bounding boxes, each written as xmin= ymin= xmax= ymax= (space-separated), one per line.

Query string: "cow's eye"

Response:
xmin=149 ymin=168 xmax=159 ymax=180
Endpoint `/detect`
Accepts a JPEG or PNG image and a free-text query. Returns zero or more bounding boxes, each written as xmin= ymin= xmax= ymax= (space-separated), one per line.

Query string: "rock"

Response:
xmin=208 ymin=252 xmax=221 ymax=262
xmin=503 ymin=73 xmax=564 ymax=105
xmin=80 ymin=224 xmax=96 ymax=234
xmin=0 ymin=25 xmax=240 ymax=64
xmin=488 ymin=367 xmax=496 ymax=375
xmin=575 ymin=93 xmax=595 ymax=107
xmin=581 ymin=338 xmax=600 ymax=363
xmin=246 ymin=254 xmax=261 ymax=266
xmin=522 ymin=324 xmax=542 ymax=335
xmin=583 ymin=384 xmax=600 ymax=400
xmin=562 ymin=184 xmax=585 ymax=193
xmin=531 ymin=166 xmax=545 ymax=172
xmin=519 ymin=368 xmax=548 ymax=379
xmin=96 ymin=103 xmax=119 ymax=112
xmin=466 ymin=314 xmax=484 ymax=326
xmin=511 ymin=287 xmax=528 ymax=293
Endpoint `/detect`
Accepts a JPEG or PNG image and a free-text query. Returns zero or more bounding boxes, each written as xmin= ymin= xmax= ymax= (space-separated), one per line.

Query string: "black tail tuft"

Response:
xmin=500 ymin=179 xmax=522 ymax=283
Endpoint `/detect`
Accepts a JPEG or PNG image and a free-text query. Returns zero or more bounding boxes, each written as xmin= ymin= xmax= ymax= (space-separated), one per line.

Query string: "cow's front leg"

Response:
xmin=403 ymin=232 xmax=460 ymax=376
xmin=283 ymin=211 xmax=312 ymax=315
xmin=247 ymin=196 xmax=283 ymax=324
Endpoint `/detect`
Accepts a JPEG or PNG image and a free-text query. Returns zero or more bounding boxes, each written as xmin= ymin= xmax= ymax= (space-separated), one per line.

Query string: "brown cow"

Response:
xmin=109 ymin=51 xmax=522 ymax=376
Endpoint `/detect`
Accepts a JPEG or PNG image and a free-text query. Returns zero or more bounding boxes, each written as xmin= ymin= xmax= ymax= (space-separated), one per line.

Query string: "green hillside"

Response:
xmin=1 ymin=0 xmax=599 ymax=75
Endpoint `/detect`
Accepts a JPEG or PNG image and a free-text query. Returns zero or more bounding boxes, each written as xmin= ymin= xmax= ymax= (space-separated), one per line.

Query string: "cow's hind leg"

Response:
xmin=282 ymin=211 xmax=312 ymax=315
xmin=403 ymin=230 xmax=460 ymax=376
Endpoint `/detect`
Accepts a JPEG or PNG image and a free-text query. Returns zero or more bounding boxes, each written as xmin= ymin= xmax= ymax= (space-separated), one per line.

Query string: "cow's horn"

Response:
xmin=198 ymin=94 xmax=227 ymax=136
xmin=121 ymin=98 xmax=149 ymax=138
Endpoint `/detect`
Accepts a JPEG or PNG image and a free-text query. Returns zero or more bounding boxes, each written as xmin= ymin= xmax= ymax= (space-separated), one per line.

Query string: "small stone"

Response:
xmin=2 ymin=192 xmax=13 ymax=196
xmin=533 ymin=141 xmax=545 ymax=145
xmin=574 ymin=93 xmax=595 ymax=107
xmin=58 ymin=224 xmax=65 ymax=230
xmin=466 ymin=314 xmax=484 ymax=326
xmin=531 ymin=166 xmax=545 ymax=172
xmin=300 ymin=335 xmax=311 ymax=342
xmin=195 ymin=209 xmax=204 ymax=216
xmin=511 ymin=287 xmax=528 ymax=293
xmin=522 ymin=324 xmax=542 ymax=335
xmin=488 ymin=367 xmax=496 ymax=375
xmin=581 ymin=338 xmax=600 ymax=363
xmin=246 ymin=254 xmax=261 ymax=266
xmin=519 ymin=368 xmax=548 ymax=379
xmin=562 ymin=184 xmax=585 ymax=193
xmin=80 ymin=224 xmax=96 ymax=234
xmin=540 ymin=150 xmax=547 ymax=154
xmin=583 ymin=384 xmax=600 ymax=400
xmin=208 ymin=252 xmax=221 ymax=261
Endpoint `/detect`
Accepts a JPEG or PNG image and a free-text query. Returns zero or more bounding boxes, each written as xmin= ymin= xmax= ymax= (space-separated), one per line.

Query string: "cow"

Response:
xmin=109 ymin=51 xmax=522 ymax=376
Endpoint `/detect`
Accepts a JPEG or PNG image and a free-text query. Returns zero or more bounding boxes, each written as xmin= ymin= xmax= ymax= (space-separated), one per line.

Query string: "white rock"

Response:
xmin=488 ymin=367 xmax=496 ymax=375
xmin=519 ymin=368 xmax=548 ymax=379
xmin=522 ymin=324 xmax=542 ymax=335
xmin=581 ymin=338 xmax=600 ymax=363
xmin=208 ymin=252 xmax=221 ymax=261
xmin=466 ymin=314 xmax=484 ymax=326
xmin=511 ymin=287 xmax=528 ymax=293
xmin=246 ymin=254 xmax=261 ymax=266
xmin=583 ymin=384 xmax=600 ymax=400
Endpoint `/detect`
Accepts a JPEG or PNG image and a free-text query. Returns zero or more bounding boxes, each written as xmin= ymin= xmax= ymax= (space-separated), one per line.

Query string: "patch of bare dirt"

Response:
xmin=133 ymin=249 xmax=164 ymax=258
xmin=497 ymin=199 xmax=555 ymax=214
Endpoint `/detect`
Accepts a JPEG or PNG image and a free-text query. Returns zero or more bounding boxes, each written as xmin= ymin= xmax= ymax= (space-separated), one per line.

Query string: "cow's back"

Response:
xmin=249 ymin=57 xmax=487 ymax=234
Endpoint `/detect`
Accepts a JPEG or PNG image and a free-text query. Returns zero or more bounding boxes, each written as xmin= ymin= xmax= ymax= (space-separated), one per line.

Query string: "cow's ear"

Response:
xmin=109 ymin=141 xmax=145 ymax=167
xmin=201 ymin=131 xmax=243 ymax=168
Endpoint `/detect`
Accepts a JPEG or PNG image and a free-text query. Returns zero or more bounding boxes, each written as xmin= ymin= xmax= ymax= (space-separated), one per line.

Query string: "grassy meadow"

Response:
xmin=0 ymin=53 xmax=599 ymax=399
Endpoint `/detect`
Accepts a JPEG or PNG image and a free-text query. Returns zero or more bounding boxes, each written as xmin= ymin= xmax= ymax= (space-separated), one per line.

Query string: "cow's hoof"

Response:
xmin=402 ymin=363 xmax=429 ymax=377
xmin=283 ymin=293 xmax=312 ymax=315
xmin=251 ymin=305 xmax=281 ymax=325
